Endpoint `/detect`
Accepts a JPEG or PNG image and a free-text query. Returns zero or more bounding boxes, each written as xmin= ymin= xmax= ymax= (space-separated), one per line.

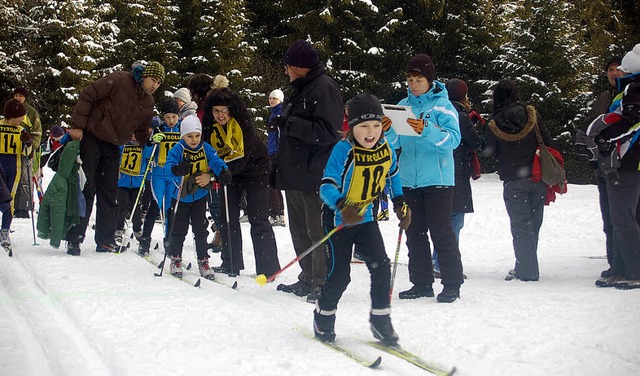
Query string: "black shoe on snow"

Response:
xmin=505 ymin=269 xmax=538 ymax=281
xmin=600 ymin=268 xmax=612 ymax=278
xmin=613 ymin=278 xmax=640 ymax=290
xmin=595 ymin=275 xmax=623 ymax=288
xmin=67 ymin=242 xmax=81 ymax=256
xmin=96 ymin=242 xmax=120 ymax=253
xmin=306 ymin=286 xmax=322 ymax=304
xmin=436 ymin=286 xmax=460 ymax=303
xmin=13 ymin=210 xmax=29 ymax=219
xmin=369 ymin=312 xmax=399 ymax=346
xmin=277 ymin=280 xmax=312 ymax=297
xmin=212 ymin=264 xmax=239 ymax=276
xmin=398 ymin=285 xmax=434 ymax=299
xmin=313 ymin=307 xmax=336 ymax=342
xmin=138 ymin=236 xmax=151 ymax=256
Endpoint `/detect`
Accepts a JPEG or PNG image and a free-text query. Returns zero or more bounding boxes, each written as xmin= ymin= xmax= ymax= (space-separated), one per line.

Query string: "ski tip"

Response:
xmin=369 ymin=356 xmax=382 ymax=368
xmin=157 ymin=261 xmax=165 ymax=269
xmin=194 ymin=279 xmax=201 ymax=287
xmin=448 ymin=366 xmax=457 ymax=375
xmin=186 ymin=262 xmax=192 ymax=270
xmin=232 ymin=281 xmax=238 ymax=289
xmin=154 ymin=243 xmax=159 ymax=250
xmin=153 ymin=272 xmax=162 ymax=277
xmin=255 ymin=274 xmax=267 ymax=286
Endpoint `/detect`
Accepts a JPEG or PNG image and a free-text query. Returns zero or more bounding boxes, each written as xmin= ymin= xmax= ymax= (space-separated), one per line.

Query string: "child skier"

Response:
xmin=138 ymin=99 xmax=182 ymax=256
xmin=0 ymin=99 xmax=31 ymax=252
xmin=164 ymin=115 xmax=231 ymax=279
xmin=115 ymin=134 xmax=154 ymax=245
xmin=314 ymin=94 xmax=411 ymax=345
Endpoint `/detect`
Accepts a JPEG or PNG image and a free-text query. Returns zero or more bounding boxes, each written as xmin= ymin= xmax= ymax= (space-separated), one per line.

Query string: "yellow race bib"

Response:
xmin=120 ymin=144 xmax=143 ymax=176
xmin=157 ymin=132 xmax=181 ymax=166
xmin=209 ymin=118 xmax=244 ymax=162
xmin=0 ymin=125 xmax=23 ymax=155
xmin=344 ymin=143 xmax=392 ymax=207
xmin=182 ymin=147 xmax=208 ymax=177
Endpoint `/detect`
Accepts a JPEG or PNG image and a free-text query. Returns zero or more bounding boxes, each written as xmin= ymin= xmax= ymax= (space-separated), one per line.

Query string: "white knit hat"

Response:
xmin=180 ymin=115 xmax=202 ymax=138
xmin=269 ymin=89 xmax=284 ymax=102
xmin=173 ymin=87 xmax=192 ymax=103
xmin=618 ymin=43 xmax=640 ymax=74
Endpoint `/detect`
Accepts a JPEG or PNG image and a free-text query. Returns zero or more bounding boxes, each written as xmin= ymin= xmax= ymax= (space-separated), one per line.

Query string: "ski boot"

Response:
xmin=369 ymin=311 xmax=399 ymax=346
xmin=313 ymin=304 xmax=336 ymax=342
xmin=198 ymin=258 xmax=215 ymax=281
xmin=114 ymin=229 xmax=125 ymax=246
xmin=1 ymin=229 xmax=11 ymax=255
xmin=170 ymin=256 xmax=183 ymax=278
xmin=138 ymin=236 xmax=151 ymax=257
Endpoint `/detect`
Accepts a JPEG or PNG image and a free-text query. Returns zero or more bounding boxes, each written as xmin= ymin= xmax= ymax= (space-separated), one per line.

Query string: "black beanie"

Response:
xmin=446 ymin=79 xmax=468 ymax=102
xmin=605 ymin=55 xmax=622 ymax=70
xmin=406 ymin=54 xmax=436 ymax=82
xmin=284 ymin=40 xmax=320 ymax=69
xmin=158 ymin=98 xmax=180 ymax=116
xmin=4 ymin=99 xmax=27 ymax=119
xmin=347 ymin=93 xmax=383 ymax=128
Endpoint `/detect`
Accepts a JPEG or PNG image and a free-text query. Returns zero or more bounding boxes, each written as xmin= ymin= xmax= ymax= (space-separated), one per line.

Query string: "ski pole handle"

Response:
xmin=255 ymin=224 xmax=344 ymax=286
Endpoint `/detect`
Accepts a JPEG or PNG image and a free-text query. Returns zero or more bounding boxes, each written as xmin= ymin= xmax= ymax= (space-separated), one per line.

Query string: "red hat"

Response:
xmin=4 ymin=99 xmax=26 ymax=119
xmin=446 ymin=79 xmax=469 ymax=102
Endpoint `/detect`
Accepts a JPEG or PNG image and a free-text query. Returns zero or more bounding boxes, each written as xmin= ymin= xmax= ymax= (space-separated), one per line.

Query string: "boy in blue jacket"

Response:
xmin=138 ymin=99 xmax=182 ymax=255
xmin=315 ymin=94 xmax=411 ymax=345
xmin=115 ymin=134 xmax=154 ymax=245
xmin=164 ymin=115 xmax=231 ymax=279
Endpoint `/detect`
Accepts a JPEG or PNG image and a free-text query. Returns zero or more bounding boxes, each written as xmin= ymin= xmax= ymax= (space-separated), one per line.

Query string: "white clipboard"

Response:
xmin=382 ymin=104 xmax=420 ymax=137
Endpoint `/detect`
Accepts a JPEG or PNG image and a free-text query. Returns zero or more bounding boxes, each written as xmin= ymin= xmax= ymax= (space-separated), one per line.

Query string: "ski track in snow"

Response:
xmin=1 ymin=171 xmax=639 ymax=375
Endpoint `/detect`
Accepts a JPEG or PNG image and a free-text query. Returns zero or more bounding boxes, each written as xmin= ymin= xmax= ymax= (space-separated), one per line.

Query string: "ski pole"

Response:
xmin=118 ymin=143 xmax=158 ymax=253
xmin=23 ymin=145 xmax=39 ymax=245
xmin=389 ymin=228 xmax=404 ymax=301
xmin=222 ymin=184 xmax=237 ymax=277
xmin=256 ymin=223 xmax=344 ymax=286
xmin=32 ymin=176 xmax=43 ymax=204
xmin=154 ymin=175 xmax=185 ymax=277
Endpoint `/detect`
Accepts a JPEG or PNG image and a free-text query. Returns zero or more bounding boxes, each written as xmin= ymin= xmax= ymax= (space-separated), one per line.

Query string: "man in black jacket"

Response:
xmin=273 ymin=40 xmax=343 ymax=303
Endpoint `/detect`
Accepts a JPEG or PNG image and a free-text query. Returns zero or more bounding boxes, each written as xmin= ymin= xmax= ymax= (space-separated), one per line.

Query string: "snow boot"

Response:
xmin=269 ymin=215 xmax=286 ymax=227
xmin=96 ymin=241 xmax=119 ymax=253
xmin=595 ymin=275 xmax=624 ymax=288
xmin=369 ymin=311 xmax=399 ymax=346
xmin=0 ymin=229 xmax=10 ymax=248
xmin=313 ymin=304 xmax=336 ymax=342
xmin=277 ymin=280 xmax=312 ymax=297
xmin=66 ymin=242 xmax=81 ymax=256
xmin=170 ymin=256 xmax=183 ymax=278
xmin=436 ymin=286 xmax=460 ymax=303
xmin=398 ymin=285 xmax=434 ymax=299
xmin=198 ymin=258 xmax=215 ymax=281
xmin=613 ymin=279 xmax=640 ymax=290
xmin=138 ymin=236 xmax=151 ymax=257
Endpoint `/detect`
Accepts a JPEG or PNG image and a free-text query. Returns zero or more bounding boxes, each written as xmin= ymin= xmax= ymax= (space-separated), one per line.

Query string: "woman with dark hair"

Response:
xmin=201 ymin=85 xmax=281 ymax=277
xmin=484 ymin=78 xmax=552 ymax=282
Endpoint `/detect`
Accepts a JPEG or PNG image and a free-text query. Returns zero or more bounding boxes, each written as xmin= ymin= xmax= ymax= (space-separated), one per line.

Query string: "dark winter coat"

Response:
xmin=451 ymin=101 xmax=483 ymax=213
xmin=485 ymin=104 xmax=552 ymax=182
xmin=71 ymin=71 xmax=153 ymax=146
xmin=275 ymin=63 xmax=343 ymax=192
xmin=37 ymin=140 xmax=81 ymax=248
xmin=598 ymin=73 xmax=640 ymax=172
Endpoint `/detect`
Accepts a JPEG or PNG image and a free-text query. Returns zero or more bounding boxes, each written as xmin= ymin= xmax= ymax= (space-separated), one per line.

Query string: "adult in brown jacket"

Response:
xmin=65 ymin=61 xmax=164 ymax=256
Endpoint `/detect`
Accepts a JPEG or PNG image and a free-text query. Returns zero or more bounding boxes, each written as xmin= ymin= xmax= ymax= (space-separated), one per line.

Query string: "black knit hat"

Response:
xmin=284 ymin=40 xmax=320 ymax=69
xmin=13 ymin=86 xmax=29 ymax=98
xmin=4 ymin=99 xmax=26 ymax=119
xmin=158 ymin=98 xmax=180 ymax=116
xmin=347 ymin=93 xmax=383 ymax=128
xmin=446 ymin=79 xmax=468 ymax=102
xmin=605 ymin=56 xmax=622 ymax=70
xmin=406 ymin=54 xmax=436 ymax=82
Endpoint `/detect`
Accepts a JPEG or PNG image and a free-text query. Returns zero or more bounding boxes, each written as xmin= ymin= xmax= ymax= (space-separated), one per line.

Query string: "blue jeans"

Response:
xmin=432 ymin=212 xmax=465 ymax=271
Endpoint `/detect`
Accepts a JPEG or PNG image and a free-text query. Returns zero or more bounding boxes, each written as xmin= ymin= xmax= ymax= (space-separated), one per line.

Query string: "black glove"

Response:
xmin=271 ymin=115 xmax=287 ymax=130
xmin=393 ymin=199 xmax=412 ymax=230
xmin=20 ymin=130 xmax=32 ymax=145
xmin=171 ymin=160 xmax=191 ymax=176
xmin=338 ymin=200 xmax=363 ymax=226
xmin=218 ymin=168 xmax=232 ymax=185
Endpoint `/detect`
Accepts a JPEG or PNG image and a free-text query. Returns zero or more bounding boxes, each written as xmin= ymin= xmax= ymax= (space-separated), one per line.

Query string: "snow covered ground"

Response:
xmin=1 ymin=171 xmax=639 ymax=376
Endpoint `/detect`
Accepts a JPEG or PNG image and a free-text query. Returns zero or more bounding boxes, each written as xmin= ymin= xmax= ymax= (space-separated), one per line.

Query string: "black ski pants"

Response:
xmin=66 ymin=134 xmax=120 ymax=246
xmin=606 ymin=169 xmax=640 ymax=279
xmin=218 ymin=176 xmax=281 ymax=276
xmin=403 ymin=186 xmax=464 ymax=289
xmin=167 ymin=196 xmax=209 ymax=259
xmin=116 ymin=185 xmax=149 ymax=232
xmin=318 ymin=221 xmax=391 ymax=312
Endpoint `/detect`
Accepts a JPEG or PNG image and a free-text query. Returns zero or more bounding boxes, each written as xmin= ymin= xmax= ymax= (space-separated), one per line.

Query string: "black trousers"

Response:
xmin=167 ymin=196 xmax=209 ymax=259
xmin=503 ymin=178 xmax=546 ymax=280
xmin=403 ymin=186 xmax=464 ymax=288
xmin=218 ymin=176 xmax=281 ymax=275
xmin=606 ymin=169 xmax=640 ymax=279
xmin=285 ymin=190 xmax=327 ymax=286
xmin=597 ymin=176 xmax=614 ymax=266
xmin=318 ymin=221 xmax=391 ymax=312
xmin=116 ymin=185 xmax=149 ymax=232
xmin=66 ymin=134 xmax=120 ymax=246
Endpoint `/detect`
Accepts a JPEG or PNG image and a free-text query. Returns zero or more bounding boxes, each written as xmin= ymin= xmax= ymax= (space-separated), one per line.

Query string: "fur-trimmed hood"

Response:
xmin=488 ymin=104 xmax=536 ymax=142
